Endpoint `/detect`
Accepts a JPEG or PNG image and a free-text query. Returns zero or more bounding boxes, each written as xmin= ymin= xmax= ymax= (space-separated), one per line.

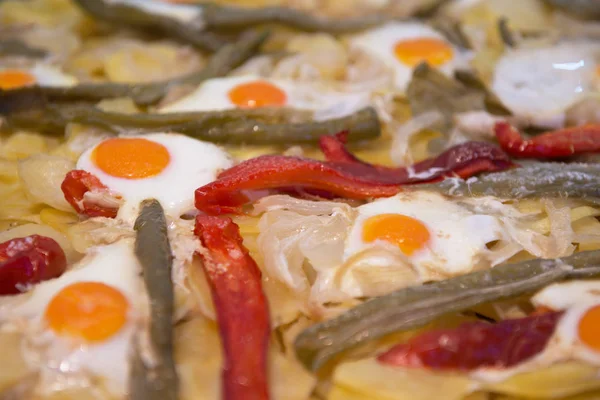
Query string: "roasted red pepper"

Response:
xmin=194 ymin=216 xmax=270 ymax=400
xmin=0 ymin=235 xmax=67 ymax=295
xmin=61 ymin=170 xmax=120 ymax=218
xmin=377 ymin=311 xmax=562 ymax=371
xmin=495 ymin=122 xmax=600 ymax=158
xmin=196 ymin=133 xmax=513 ymax=215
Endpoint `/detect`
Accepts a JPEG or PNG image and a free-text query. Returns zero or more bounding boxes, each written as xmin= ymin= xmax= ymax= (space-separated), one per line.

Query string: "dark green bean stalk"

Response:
xmin=4 ymin=101 xmax=381 ymax=145
xmin=295 ymin=250 xmax=600 ymax=372
xmin=72 ymin=0 xmax=225 ymax=52
xmin=130 ymin=199 xmax=178 ymax=400
xmin=201 ymin=3 xmax=388 ymax=33
xmin=0 ymin=40 xmax=46 ymax=58
xmin=419 ymin=162 xmax=600 ymax=205
xmin=0 ymin=29 xmax=267 ymax=106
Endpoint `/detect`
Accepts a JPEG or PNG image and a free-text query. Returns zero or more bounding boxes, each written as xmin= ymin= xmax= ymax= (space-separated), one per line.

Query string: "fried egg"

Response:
xmin=76 ymin=133 xmax=233 ymax=224
xmin=105 ymin=0 xmax=202 ymax=23
xmin=349 ymin=22 xmax=470 ymax=92
xmin=0 ymin=239 xmax=144 ymax=397
xmin=491 ymin=42 xmax=600 ymax=129
xmin=0 ymin=64 xmax=77 ymax=90
xmin=344 ymin=191 xmax=506 ymax=278
xmin=159 ymin=74 xmax=368 ymax=117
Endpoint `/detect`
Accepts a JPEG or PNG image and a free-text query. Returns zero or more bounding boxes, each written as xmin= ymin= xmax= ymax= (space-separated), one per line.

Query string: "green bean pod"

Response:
xmin=418 ymin=162 xmax=600 ymax=205
xmin=4 ymin=101 xmax=381 ymax=145
xmin=294 ymin=250 xmax=600 ymax=372
xmin=130 ymin=199 xmax=178 ymax=400
xmin=0 ymin=40 xmax=46 ymax=58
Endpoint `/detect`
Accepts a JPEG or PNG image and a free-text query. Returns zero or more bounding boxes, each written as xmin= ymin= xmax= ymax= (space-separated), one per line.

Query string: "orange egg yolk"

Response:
xmin=228 ymin=80 xmax=287 ymax=108
xmin=394 ymin=37 xmax=454 ymax=67
xmin=362 ymin=214 xmax=431 ymax=256
xmin=92 ymin=138 xmax=170 ymax=179
xmin=0 ymin=70 xmax=36 ymax=90
xmin=45 ymin=282 xmax=129 ymax=342
xmin=578 ymin=305 xmax=600 ymax=351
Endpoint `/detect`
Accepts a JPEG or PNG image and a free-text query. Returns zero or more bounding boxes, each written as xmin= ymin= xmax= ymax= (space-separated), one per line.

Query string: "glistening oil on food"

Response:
xmin=1 ymin=0 xmax=600 ymax=399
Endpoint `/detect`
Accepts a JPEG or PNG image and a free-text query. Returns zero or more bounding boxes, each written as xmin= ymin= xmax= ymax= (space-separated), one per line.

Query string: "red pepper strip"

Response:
xmin=495 ymin=122 xmax=600 ymax=158
xmin=0 ymin=235 xmax=67 ymax=295
xmin=320 ymin=130 xmax=514 ymax=181
xmin=61 ymin=170 xmax=119 ymax=218
xmin=196 ymin=139 xmax=513 ymax=215
xmin=377 ymin=311 xmax=563 ymax=371
xmin=194 ymin=216 xmax=270 ymax=400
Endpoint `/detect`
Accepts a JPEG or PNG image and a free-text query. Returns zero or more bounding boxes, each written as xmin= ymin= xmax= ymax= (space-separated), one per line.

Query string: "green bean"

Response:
xmin=0 ymin=40 xmax=46 ymax=58
xmin=3 ymin=101 xmax=381 ymax=145
xmin=294 ymin=250 xmax=600 ymax=372
xmin=72 ymin=0 xmax=225 ymax=52
xmin=497 ymin=17 xmax=517 ymax=47
xmin=130 ymin=200 xmax=178 ymax=400
xmin=0 ymin=29 xmax=267 ymax=106
xmin=546 ymin=0 xmax=600 ymax=19
xmin=418 ymin=162 xmax=600 ymax=205
xmin=406 ymin=64 xmax=509 ymax=133
xmin=201 ymin=3 xmax=388 ymax=33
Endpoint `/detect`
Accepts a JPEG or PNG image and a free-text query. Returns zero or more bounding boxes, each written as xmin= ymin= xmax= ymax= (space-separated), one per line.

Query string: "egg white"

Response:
xmin=77 ymin=132 xmax=233 ymax=224
xmin=344 ymin=191 xmax=506 ymax=277
xmin=349 ymin=22 xmax=469 ymax=93
xmin=492 ymin=42 xmax=600 ymax=129
xmin=0 ymin=239 xmax=145 ymax=397
xmin=159 ymin=74 xmax=369 ymax=117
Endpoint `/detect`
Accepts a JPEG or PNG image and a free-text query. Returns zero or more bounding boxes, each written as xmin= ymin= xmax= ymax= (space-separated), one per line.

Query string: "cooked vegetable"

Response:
xmin=378 ymin=311 xmax=562 ymax=370
xmin=72 ymin=0 xmax=226 ymax=52
xmin=0 ymin=235 xmax=67 ymax=295
xmin=406 ymin=64 xmax=510 ymax=132
xmin=546 ymin=0 xmax=600 ymax=19
xmin=498 ymin=17 xmax=517 ymax=48
xmin=130 ymin=199 xmax=178 ymax=400
xmin=418 ymin=162 xmax=600 ymax=204
xmin=495 ymin=122 xmax=600 ymax=158
xmin=0 ymin=30 xmax=268 ymax=106
xmin=4 ymin=102 xmax=380 ymax=145
xmin=194 ymin=216 xmax=270 ymax=400
xmin=294 ymin=250 xmax=600 ymax=371
xmin=0 ymin=39 xmax=46 ymax=58
xmin=200 ymin=3 xmax=387 ymax=34
xmin=61 ymin=170 xmax=121 ymax=218
xmin=195 ymin=134 xmax=512 ymax=215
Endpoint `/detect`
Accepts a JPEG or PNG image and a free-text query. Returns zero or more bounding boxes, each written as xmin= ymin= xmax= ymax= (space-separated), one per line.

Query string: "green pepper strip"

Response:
xmin=418 ymin=162 xmax=600 ymax=205
xmin=130 ymin=199 xmax=178 ymax=400
xmin=0 ymin=39 xmax=47 ymax=58
xmin=294 ymin=250 xmax=600 ymax=372
xmin=0 ymin=29 xmax=267 ymax=106
xmin=201 ymin=3 xmax=389 ymax=33
xmin=6 ymin=102 xmax=380 ymax=145
xmin=72 ymin=0 xmax=226 ymax=52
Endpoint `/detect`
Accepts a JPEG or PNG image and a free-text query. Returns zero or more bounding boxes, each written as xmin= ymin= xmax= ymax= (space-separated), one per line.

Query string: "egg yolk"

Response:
xmin=578 ymin=305 xmax=600 ymax=351
xmin=92 ymin=138 xmax=170 ymax=179
xmin=228 ymin=80 xmax=287 ymax=108
xmin=362 ymin=214 xmax=430 ymax=255
xmin=0 ymin=70 xmax=36 ymax=90
xmin=394 ymin=37 xmax=454 ymax=67
xmin=45 ymin=282 xmax=129 ymax=342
